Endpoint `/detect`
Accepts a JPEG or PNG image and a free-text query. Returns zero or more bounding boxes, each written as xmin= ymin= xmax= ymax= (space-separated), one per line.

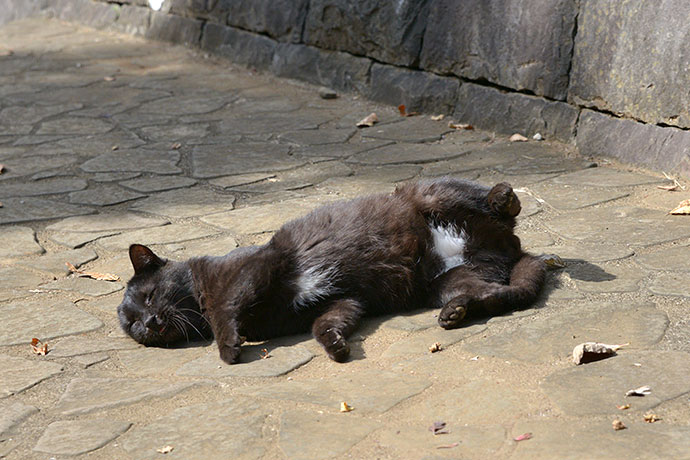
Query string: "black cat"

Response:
xmin=117 ymin=178 xmax=546 ymax=364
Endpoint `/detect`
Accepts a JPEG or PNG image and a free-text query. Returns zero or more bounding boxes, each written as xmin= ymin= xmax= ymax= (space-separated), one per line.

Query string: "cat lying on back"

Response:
xmin=117 ymin=178 xmax=546 ymax=364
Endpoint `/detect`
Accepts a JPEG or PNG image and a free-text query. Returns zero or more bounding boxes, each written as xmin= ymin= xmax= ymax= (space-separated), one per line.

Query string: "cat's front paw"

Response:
xmin=488 ymin=182 xmax=521 ymax=217
xmin=438 ymin=295 xmax=470 ymax=329
xmin=218 ymin=342 xmax=241 ymax=364
xmin=318 ymin=328 xmax=351 ymax=362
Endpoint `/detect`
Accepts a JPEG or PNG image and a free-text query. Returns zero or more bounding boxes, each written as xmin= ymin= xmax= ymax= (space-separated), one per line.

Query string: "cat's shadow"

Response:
xmin=562 ymin=259 xmax=616 ymax=282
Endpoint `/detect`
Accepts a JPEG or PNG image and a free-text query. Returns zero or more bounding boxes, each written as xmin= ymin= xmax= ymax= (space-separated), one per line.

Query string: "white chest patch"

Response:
xmin=430 ymin=224 xmax=468 ymax=273
xmin=293 ymin=264 xmax=338 ymax=307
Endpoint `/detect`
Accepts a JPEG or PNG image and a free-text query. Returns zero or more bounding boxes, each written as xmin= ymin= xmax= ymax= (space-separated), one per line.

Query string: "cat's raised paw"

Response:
xmin=488 ymin=182 xmax=521 ymax=217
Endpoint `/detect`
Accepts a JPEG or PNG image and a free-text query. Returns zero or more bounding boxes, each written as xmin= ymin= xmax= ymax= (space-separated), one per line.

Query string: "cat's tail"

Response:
xmin=503 ymin=252 xmax=546 ymax=309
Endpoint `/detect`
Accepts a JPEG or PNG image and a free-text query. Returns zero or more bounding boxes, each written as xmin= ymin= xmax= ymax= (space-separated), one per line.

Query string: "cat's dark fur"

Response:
xmin=117 ymin=178 xmax=546 ymax=364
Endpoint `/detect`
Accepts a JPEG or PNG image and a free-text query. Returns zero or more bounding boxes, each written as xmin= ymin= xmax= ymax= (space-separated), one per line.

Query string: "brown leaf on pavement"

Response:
xmin=429 ymin=421 xmax=449 ymax=435
xmin=398 ymin=104 xmax=407 ymax=116
xmin=103 ymin=76 xmax=116 ymax=82
xmin=171 ymin=142 xmax=182 ymax=150
xmin=514 ymin=433 xmax=533 ymax=442
xmin=66 ymin=262 xmax=120 ymax=281
xmin=657 ymin=184 xmax=679 ymax=191
xmin=31 ymin=338 xmax=49 ymax=355
xmin=431 ymin=114 xmax=445 ymax=121
xmin=340 ymin=402 xmax=354 ymax=412
xmin=356 ymin=113 xmax=378 ymax=128
xmin=616 ymin=404 xmax=630 ymax=410
xmin=428 ymin=342 xmax=442 ymax=353
xmin=643 ymin=413 xmax=660 ymax=423
xmin=436 ymin=442 xmax=459 ymax=449
xmin=612 ymin=419 xmax=626 ymax=431
xmin=669 ymin=198 xmax=690 ymax=215
xmin=156 ymin=445 xmax=174 ymax=454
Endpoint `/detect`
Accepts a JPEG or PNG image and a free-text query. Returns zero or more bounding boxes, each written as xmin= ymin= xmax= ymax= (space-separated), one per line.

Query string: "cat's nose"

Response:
xmin=144 ymin=314 xmax=164 ymax=333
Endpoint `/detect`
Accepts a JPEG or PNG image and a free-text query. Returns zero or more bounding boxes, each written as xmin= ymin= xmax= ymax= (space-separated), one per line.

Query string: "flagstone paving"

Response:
xmin=0 ymin=17 xmax=688 ymax=460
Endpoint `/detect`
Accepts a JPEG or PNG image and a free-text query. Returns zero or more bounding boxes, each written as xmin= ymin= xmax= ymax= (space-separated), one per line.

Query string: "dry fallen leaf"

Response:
xmin=626 ymin=385 xmax=651 ymax=397
xmin=111 ymin=145 xmax=119 ymax=151
xmin=340 ymin=402 xmax=354 ymax=413
xmin=156 ymin=445 xmax=174 ymax=454
xmin=658 ymin=184 xmax=679 ymax=191
xmin=436 ymin=442 xmax=459 ymax=449
xmin=356 ymin=113 xmax=378 ymax=128
xmin=429 ymin=421 xmax=449 ymax=435
xmin=617 ymin=404 xmax=631 ymax=410
xmin=643 ymin=413 xmax=660 ymax=423
xmin=65 ymin=262 xmax=120 ymax=281
xmin=103 ymin=76 xmax=116 ymax=82
xmin=669 ymin=198 xmax=690 ymax=215
xmin=431 ymin=114 xmax=445 ymax=121
xmin=260 ymin=348 xmax=271 ymax=359
xmin=30 ymin=338 xmax=49 ymax=355
xmin=469 ymin=356 xmax=479 ymax=361
xmin=398 ymin=104 xmax=407 ymax=116
xmin=572 ymin=342 xmax=628 ymax=365
xmin=510 ymin=133 xmax=528 ymax=142
xmin=428 ymin=342 xmax=442 ymax=353
xmin=171 ymin=142 xmax=182 ymax=150
xmin=448 ymin=122 xmax=474 ymax=130
xmin=612 ymin=419 xmax=626 ymax=431
xmin=514 ymin=433 xmax=533 ymax=442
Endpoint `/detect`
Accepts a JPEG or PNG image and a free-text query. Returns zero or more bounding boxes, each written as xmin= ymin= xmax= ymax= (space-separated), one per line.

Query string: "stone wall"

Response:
xmin=3 ymin=0 xmax=690 ymax=177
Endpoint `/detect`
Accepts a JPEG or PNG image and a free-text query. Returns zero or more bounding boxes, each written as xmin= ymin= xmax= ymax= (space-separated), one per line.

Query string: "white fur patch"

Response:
xmin=430 ymin=223 xmax=468 ymax=273
xmin=293 ymin=264 xmax=338 ymax=307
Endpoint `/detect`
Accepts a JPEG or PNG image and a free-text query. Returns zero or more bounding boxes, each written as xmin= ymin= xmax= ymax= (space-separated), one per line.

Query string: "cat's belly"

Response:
xmin=429 ymin=223 xmax=468 ymax=274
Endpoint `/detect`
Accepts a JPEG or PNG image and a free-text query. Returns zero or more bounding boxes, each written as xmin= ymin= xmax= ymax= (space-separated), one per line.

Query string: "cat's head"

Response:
xmin=117 ymin=244 xmax=211 ymax=346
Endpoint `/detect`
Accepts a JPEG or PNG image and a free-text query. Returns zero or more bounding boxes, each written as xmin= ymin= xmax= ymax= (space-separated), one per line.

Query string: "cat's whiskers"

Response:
xmin=174 ymin=311 xmax=206 ymax=341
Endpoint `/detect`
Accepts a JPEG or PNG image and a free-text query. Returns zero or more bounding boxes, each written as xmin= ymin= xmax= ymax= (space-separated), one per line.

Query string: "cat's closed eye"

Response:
xmin=145 ymin=288 xmax=156 ymax=306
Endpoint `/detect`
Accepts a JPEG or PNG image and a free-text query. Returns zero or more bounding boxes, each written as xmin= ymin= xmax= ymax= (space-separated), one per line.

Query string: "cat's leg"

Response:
xmin=487 ymin=182 xmax=521 ymax=217
xmin=202 ymin=300 xmax=242 ymax=364
xmin=432 ymin=254 xmax=545 ymax=329
xmin=312 ymin=299 xmax=363 ymax=362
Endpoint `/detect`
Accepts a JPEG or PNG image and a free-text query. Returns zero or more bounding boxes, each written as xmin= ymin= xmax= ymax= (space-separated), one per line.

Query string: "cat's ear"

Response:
xmin=129 ymin=244 xmax=164 ymax=274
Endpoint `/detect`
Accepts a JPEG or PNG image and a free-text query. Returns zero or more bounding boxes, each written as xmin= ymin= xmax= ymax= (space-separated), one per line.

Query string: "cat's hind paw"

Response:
xmin=438 ymin=296 xmax=470 ymax=329
xmin=318 ymin=328 xmax=351 ymax=362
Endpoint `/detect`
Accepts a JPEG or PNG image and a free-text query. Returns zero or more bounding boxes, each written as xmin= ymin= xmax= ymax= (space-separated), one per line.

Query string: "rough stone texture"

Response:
xmin=114 ymin=4 xmax=150 ymax=36
xmin=549 ymin=165 xmax=664 ymax=187
xmin=120 ymin=175 xmax=197 ymax=193
xmin=365 ymin=64 xmax=460 ymax=115
xmin=649 ymin=272 xmax=690 ymax=298
xmin=129 ymin=188 xmax=235 ymax=218
xmin=530 ymin=183 xmax=629 ymax=210
xmin=421 ymin=0 xmax=577 ymax=100
xmin=359 ymin=119 xmax=455 ymax=144
xmin=0 ymin=402 xmax=37 ymax=452
xmin=146 ymin=11 xmax=202 ymax=46
xmin=74 ymin=352 xmax=110 ymax=368
xmin=121 ymin=398 xmax=267 ymax=460
xmin=0 ymin=197 xmax=95 ymax=224
xmin=48 ymin=336 xmax=140 ymax=358
xmin=570 ymin=1 xmax=690 ymax=129
xmin=46 ymin=213 xmax=169 ymax=234
xmin=225 ymin=0 xmax=308 ymax=43
xmin=303 ymin=0 xmax=430 ymax=67
xmin=278 ymin=129 xmax=355 ymax=146
xmin=96 ymin=223 xmax=221 ymax=250
xmin=381 ymin=323 xmax=487 ymax=361
xmin=271 ymin=43 xmax=372 ymax=94
xmin=41 ymin=276 xmax=124 ymax=296
xmin=33 ymin=419 xmax=132 ymax=455
xmin=237 ymin=369 xmax=430 ymax=413
xmin=201 ymin=23 xmax=277 ymax=70
xmin=567 ymin=262 xmax=644 ymax=293
xmin=17 ymin=247 xmax=98 ymax=276
xmin=69 ymin=184 xmax=146 ymax=206
xmin=0 ymin=226 xmax=44 ymax=258
xmin=80 ymin=149 xmax=181 ymax=175
xmin=220 ymin=161 xmax=352 ymax=193
xmin=511 ymin=419 xmax=690 ymax=460
xmin=118 ymin=345 xmax=208 ymax=376
xmin=465 ymin=302 xmax=668 ymax=363
xmin=0 ymin=355 xmax=63 ymax=398
xmin=55 ymin=378 xmax=199 ymax=415
xmin=545 ymin=206 xmax=690 ymax=247
xmin=176 ymin=343 xmax=315 ymax=378
xmin=637 ymin=244 xmax=690 ymax=271
xmin=0 ymin=265 xmax=47 ymax=292
xmin=542 ymin=351 xmax=690 ymax=416
xmin=530 ymin=244 xmax=634 ymax=263
xmin=580 ymin=110 xmax=690 ymax=177
xmin=200 ymin=196 xmax=338 ymax=234
xmin=0 ymin=297 xmax=103 ymax=346
xmin=280 ymin=410 xmax=378 ymax=460
xmin=191 ymin=143 xmax=295 ymax=178
xmin=0 ymin=178 xmax=87 ymax=198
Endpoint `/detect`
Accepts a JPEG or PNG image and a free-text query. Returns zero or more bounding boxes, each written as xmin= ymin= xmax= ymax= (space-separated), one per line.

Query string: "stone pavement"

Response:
xmin=1 ymin=18 xmax=689 ymax=460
